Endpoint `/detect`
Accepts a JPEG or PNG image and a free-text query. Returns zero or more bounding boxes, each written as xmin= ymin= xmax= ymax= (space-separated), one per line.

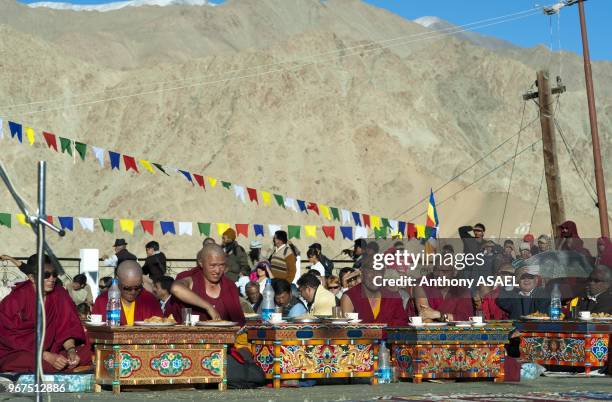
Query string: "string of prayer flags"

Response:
xmin=322 ymin=225 xmax=335 ymax=240
xmin=287 ymin=225 xmax=301 ymax=239
xmin=119 ymin=219 xmax=135 ymax=235
xmin=235 ymin=223 xmax=249 ymax=238
xmin=197 ymin=222 xmax=211 ymax=236
xmin=178 ymin=222 xmax=193 ymax=236
xmin=0 ymin=213 xmax=11 ymax=228
xmin=100 ymin=218 xmax=114 ymax=233
xmin=160 ymin=221 xmax=176 ymax=235
xmin=253 ymin=224 xmax=264 ymax=237
xmin=9 ymin=121 xmax=22 ymax=143
xmin=304 ymin=225 xmax=317 ymax=238
xmin=58 ymin=216 xmax=74 ymax=231
xmin=216 ymin=223 xmax=230 ymax=236
xmin=340 ymin=226 xmax=353 ymax=240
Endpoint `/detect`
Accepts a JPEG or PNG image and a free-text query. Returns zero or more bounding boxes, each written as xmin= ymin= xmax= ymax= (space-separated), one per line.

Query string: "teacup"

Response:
xmin=579 ymin=311 xmax=591 ymax=320
xmin=190 ymin=314 xmax=200 ymax=325
xmin=345 ymin=312 xmax=359 ymax=321
xmin=470 ymin=316 xmax=484 ymax=324
xmin=410 ymin=316 xmax=423 ymax=325
xmin=90 ymin=314 xmax=103 ymax=324
xmin=269 ymin=313 xmax=283 ymax=323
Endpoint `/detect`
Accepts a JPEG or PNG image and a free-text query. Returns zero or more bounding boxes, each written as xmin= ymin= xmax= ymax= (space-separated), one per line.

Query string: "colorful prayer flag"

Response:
xmin=340 ymin=226 xmax=353 ymax=240
xmin=261 ymin=191 xmax=271 ymax=206
xmin=119 ymin=219 xmax=134 ymax=234
xmin=178 ymin=222 xmax=193 ymax=236
xmin=304 ymin=225 xmax=317 ymax=238
xmin=75 ymin=142 xmax=87 ymax=161
xmin=123 ymin=155 xmax=139 ymax=173
xmin=59 ymin=137 xmax=72 ymax=156
xmin=287 ymin=225 xmax=301 ymax=239
xmin=0 ymin=213 xmax=11 ymax=228
xmin=352 ymin=212 xmax=362 ymax=227
xmin=140 ymin=160 xmax=155 ymax=173
xmin=58 ymin=216 xmax=74 ymax=231
xmin=100 ymin=218 xmax=114 ymax=233
xmin=273 ymin=194 xmax=285 ymax=208
xmin=43 ymin=132 xmax=58 ymax=151
xmin=253 ymin=224 xmax=264 ymax=237
xmin=109 ymin=151 xmax=121 ymax=170
xmin=322 ymin=226 xmax=335 ymax=240
xmin=197 ymin=222 xmax=211 ymax=236
xmin=307 ymin=202 xmax=320 ymax=215
xmin=141 ymin=220 xmax=155 ymax=235
xmin=247 ymin=188 xmax=258 ymax=204
xmin=320 ymin=204 xmax=331 ymax=220
xmin=160 ymin=221 xmax=176 ymax=235
xmin=236 ymin=223 xmax=249 ymax=238
xmin=8 ymin=121 xmax=22 ymax=143
xmin=25 ymin=127 xmax=35 ymax=145
xmin=216 ymin=223 xmax=230 ymax=236
xmin=193 ymin=174 xmax=206 ymax=189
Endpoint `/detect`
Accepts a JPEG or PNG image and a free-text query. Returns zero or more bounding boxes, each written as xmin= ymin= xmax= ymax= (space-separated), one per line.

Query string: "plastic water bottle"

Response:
xmin=106 ymin=278 xmax=121 ymax=326
xmin=550 ymin=284 xmax=562 ymax=320
xmin=261 ymin=279 xmax=275 ymax=322
xmin=377 ymin=341 xmax=392 ymax=384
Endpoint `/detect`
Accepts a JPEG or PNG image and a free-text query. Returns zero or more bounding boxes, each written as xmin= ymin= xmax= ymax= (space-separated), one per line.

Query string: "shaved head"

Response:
xmin=197 ymin=244 xmax=226 ymax=284
xmin=116 ymin=260 xmax=143 ymax=280
xmin=197 ymin=244 xmax=226 ymax=267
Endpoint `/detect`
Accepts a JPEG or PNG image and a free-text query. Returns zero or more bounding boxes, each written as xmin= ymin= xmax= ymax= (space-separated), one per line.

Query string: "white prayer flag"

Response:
xmin=178 ymin=221 xmax=193 ymax=236
xmin=389 ymin=219 xmax=398 ymax=233
xmin=92 ymin=146 xmax=105 ymax=167
xmin=268 ymin=224 xmax=281 ymax=237
xmin=355 ymin=226 xmax=369 ymax=240
xmin=77 ymin=217 xmax=94 ymax=232
xmin=233 ymin=185 xmax=246 ymax=203
xmin=284 ymin=197 xmax=298 ymax=212
xmin=341 ymin=209 xmax=351 ymax=224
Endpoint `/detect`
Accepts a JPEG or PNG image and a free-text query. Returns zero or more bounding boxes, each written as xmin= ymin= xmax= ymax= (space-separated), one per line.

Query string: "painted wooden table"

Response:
xmin=86 ymin=324 xmax=238 ymax=394
xmin=515 ymin=320 xmax=611 ymax=375
xmin=386 ymin=322 xmax=513 ymax=383
xmin=246 ymin=322 xmax=385 ymax=388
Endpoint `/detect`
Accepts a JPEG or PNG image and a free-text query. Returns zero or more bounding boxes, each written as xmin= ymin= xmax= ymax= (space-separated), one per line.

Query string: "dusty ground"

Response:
xmin=1 ymin=376 xmax=611 ymax=402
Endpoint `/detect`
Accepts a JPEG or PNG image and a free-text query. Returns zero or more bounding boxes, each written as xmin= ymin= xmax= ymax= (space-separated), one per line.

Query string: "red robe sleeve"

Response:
xmin=0 ymin=282 xmax=36 ymax=356
xmin=380 ymin=291 xmax=409 ymax=326
xmin=221 ymin=277 xmax=245 ymax=326
xmin=134 ymin=290 xmax=163 ymax=322
xmin=450 ymin=288 xmax=474 ymax=321
xmin=46 ymin=287 xmax=87 ymax=353
xmin=92 ymin=291 xmax=108 ymax=317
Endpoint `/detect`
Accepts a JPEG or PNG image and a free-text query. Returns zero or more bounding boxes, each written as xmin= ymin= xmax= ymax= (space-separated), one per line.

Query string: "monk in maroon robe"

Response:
xmin=172 ymin=244 xmax=245 ymax=325
xmin=0 ymin=257 xmax=91 ymax=372
xmin=92 ymin=260 xmax=161 ymax=325
xmin=341 ymin=262 xmax=409 ymax=326
xmin=415 ymin=263 xmax=473 ymax=322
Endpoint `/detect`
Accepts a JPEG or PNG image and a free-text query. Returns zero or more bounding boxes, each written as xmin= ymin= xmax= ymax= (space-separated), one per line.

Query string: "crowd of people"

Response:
xmin=0 ymin=220 xmax=610 ymax=378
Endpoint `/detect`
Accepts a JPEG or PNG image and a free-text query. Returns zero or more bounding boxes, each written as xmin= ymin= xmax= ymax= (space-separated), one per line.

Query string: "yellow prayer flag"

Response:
xmin=216 ymin=223 xmax=230 ymax=236
xmin=305 ymin=225 xmax=317 ymax=238
xmin=208 ymin=177 xmax=217 ymax=188
xmin=262 ymin=191 xmax=271 ymax=206
xmin=415 ymin=224 xmax=425 ymax=239
xmin=319 ymin=204 xmax=331 ymax=220
xmin=16 ymin=214 xmax=30 ymax=226
xmin=371 ymin=215 xmax=381 ymax=229
xmin=139 ymin=160 xmax=155 ymax=173
xmin=25 ymin=127 xmax=35 ymax=146
xmin=119 ymin=219 xmax=134 ymax=234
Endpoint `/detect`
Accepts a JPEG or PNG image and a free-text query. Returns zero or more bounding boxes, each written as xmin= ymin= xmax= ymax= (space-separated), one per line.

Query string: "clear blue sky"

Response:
xmin=18 ymin=0 xmax=610 ymax=60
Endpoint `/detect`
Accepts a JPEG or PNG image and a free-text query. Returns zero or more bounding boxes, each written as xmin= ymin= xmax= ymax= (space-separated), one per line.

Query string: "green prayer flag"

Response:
xmin=273 ymin=194 xmax=285 ymax=208
xmin=221 ymin=181 xmax=232 ymax=190
xmin=99 ymin=218 xmax=114 ymax=233
xmin=381 ymin=217 xmax=391 ymax=229
xmin=59 ymin=137 xmax=72 ymax=156
xmin=152 ymin=163 xmax=169 ymax=176
xmin=374 ymin=227 xmax=387 ymax=239
xmin=198 ymin=222 xmax=211 ymax=236
xmin=330 ymin=207 xmax=340 ymax=221
xmin=287 ymin=225 xmax=301 ymax=239
xmin=75 ymin=142 xmax=87 ymax=161
xmin=0 ymin=213 xmax=11 ymax=228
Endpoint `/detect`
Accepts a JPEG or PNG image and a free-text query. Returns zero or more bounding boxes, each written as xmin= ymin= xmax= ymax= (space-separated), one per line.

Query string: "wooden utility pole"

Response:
xmin=524 ymin=70 xmax=566 ymax=239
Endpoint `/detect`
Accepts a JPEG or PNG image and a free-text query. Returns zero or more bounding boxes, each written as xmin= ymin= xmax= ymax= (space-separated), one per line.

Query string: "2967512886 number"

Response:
xmin=6 ymin=383 xmax=66 ymax=393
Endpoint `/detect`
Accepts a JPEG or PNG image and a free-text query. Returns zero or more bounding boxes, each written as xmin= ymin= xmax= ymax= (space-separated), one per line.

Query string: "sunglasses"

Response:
xmin=328 ymin=286 xmax=340 ymax=290
xmin=121 ymin=284 xmax=143 ymax=292
xmin=44 ymin=271 xmax=59 ymax=279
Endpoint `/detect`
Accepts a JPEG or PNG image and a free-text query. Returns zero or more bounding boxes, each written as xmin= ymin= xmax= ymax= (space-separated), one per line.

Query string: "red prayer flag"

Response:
xmin=322 ymin=225 xmax=335 ymax=240
xmin=362 ymin=214 xmax=371 ymax=228
xmin=307 ymin=202 xmax=320 ymax=215
xmin=407 ymin=223 xmax=417 ymax=239
xmin=193 ymin=174 xmax=206 ymax=189
xmin=47 ymin=215 xmax=53 ymax=224
xmin=141 ymin=220 xmax=154 ymax=235
xmin=123 ymin=155 xmax=139 ymax=173
xmin=235 ymin=223 xmax=249 ymax=238
xmin=247 ymin=188 xmax=258 ymax=204
xmin=42 ymin=132 xmax=58 ymax=151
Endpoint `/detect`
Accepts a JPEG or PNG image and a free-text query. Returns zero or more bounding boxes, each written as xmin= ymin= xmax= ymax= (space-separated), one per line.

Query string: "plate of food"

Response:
xmin=289 ymin=314 xmax=320 ymax=323
xmin=244 ymin=313 xmax=260 ymax=320
xmin=591 ymin=312 xmax=612 ymax=321
xmin=195 ymin=320 xmax=239 ymax=327
xmin=521 ymin=312 xmax=550 ymax=320
xmin=423 ymin=322 xmax=448 ymax=327
xmin=135 ymin=315 xmax=177 ymax=326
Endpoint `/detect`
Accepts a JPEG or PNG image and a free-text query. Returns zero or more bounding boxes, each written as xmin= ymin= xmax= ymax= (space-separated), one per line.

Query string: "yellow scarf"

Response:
xmin=121 ymin=300 xmax=136 ymax=326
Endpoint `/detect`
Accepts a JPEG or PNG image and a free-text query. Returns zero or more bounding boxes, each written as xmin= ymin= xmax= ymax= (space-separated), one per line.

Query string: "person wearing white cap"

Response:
xmin=248 ymin=240 xmax=263 ymax=269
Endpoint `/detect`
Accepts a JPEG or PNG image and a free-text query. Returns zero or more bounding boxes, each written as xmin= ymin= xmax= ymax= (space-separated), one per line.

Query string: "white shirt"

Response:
xmin=103 ymin=254 xmax=118 ymax=267
xmin=309 ymin=262 xmax=326 ymax=277
xmin=235 ymin=276 xmax=251 ymax=297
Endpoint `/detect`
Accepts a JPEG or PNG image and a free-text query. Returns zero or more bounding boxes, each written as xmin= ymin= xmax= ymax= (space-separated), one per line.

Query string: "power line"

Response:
xmin=392 ymin=114 xmax=540 ymax=221
xmin=5 ymin=8 xmax=545 ymax=117
xmin=408 ymin=138 xmax=543 ymax=222
xmin=498 ymin=101 xmax=527 ymax=237
xmin=0 ymin=6 xmax=544 ymax=113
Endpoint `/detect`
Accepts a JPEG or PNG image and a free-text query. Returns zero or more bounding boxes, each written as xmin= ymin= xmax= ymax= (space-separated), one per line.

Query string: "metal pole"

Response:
xmin=578 ymin=0 xmax=610 ymax=237
xmin=35 ymin=161 xmax=46 ymax=402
